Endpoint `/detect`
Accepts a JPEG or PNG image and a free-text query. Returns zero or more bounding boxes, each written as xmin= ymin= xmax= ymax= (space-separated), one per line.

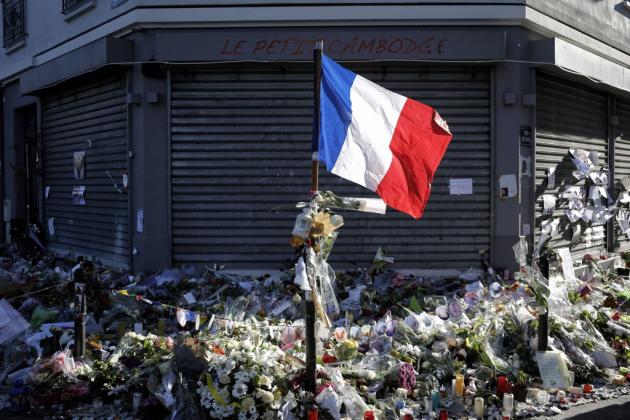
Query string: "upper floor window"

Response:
xmin=63 ymin=0 xmax=89 ymax=13
xmin=2 ymin=0 xmax=25 ymax=48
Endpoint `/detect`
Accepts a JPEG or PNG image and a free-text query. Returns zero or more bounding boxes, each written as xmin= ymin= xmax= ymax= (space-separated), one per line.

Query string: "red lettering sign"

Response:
xmin=218 ymin=36 xmax=449 ymax=57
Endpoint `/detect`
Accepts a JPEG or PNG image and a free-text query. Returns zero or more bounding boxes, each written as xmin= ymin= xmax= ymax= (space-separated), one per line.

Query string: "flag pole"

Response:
xmin=304 ymin=40 xmax=323 ymax=396
xmin=311 ymin=40 xmax=322 ymax=192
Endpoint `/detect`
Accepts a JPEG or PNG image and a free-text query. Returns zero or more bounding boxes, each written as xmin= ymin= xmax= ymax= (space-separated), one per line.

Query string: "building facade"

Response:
xmin=1 ymin=0 xmax=630 ymax=273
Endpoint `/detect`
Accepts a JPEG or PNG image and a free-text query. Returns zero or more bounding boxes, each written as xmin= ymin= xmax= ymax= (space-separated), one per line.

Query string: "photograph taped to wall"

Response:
xmin=74 ymin=151 xmax=86 ymax=180
xmin=72 ymin=186 xmax=86 ymax=206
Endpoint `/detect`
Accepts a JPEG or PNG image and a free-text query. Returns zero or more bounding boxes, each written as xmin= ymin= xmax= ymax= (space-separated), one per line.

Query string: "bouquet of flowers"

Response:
xmin=197 ymin=327 xmax=289 ymax=419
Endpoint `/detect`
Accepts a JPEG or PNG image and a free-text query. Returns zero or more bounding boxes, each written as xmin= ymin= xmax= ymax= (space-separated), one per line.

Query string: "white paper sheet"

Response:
xmin=588 ymin=186 xmax=600 ymax=202
xmin=183 ymin=292 xmax=196 ymax=304
xmin=566 ymin=209 xmax=582 ymax=223
xmin=449 ymin=178 xmax=473 ymax=195
xmin=547 ymin=167 xmax=556 ymax=190
xmin=617 ymin=210 xmax=630 ymax=240
xmin=541 ymin=218 xmax=560 ymax=238
xmin=340 ymin=197 xmax=387 ymax=214
xmin=542 ymin=194 xmax=556 ymax=215
xmin=557 ymin=248 xmax=577 ymax=282
xmin=571 ymin=224 xmax=582 ymax=244
xmin=499 ymin=174 xmax=517 ymax=198
xmin=137 ymin=208 xmax=144 ymax=233
xmin=562 ymin=186 xmax=585 ymax=200
xmin=582 ymin=207 xmax=594 ymax=222
xmin=570 ymin=148 xmax=596 ymax=180
xmin=48 ymin=218 xmax=55 ymax=237
xmin=536 ymin=351 xmax=572 ymax=388
xmin=589 ymin=170 xmax=608 ymax=185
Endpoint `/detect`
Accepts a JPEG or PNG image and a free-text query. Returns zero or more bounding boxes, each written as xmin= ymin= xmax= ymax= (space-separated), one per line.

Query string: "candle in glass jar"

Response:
xmin=502 ymin=393 xmax=514 ymax=413
xmin=474 ymin=397 xmax=484 ymax=418
xmin=455 ymin=374 xmax=465 ymax=397
xmin=425 ymin=396 xmax=433 ymax=412
xmin=432 ymin=389 xmax=441 ymax=410
xmin=497 ymin=376 xmax=508 ymax=397
xmin=439 ymin=409 xmax=448 ymax=420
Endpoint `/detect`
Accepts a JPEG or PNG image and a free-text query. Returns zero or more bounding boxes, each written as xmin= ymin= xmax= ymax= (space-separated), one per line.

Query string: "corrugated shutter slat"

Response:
xmin=42 ymin=77 xmax=129 ymax=269
xmin=171 ymin=64 xmax=491 ymax=269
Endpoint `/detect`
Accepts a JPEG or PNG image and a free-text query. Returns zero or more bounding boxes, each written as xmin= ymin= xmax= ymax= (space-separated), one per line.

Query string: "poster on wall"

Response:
xmin=74 ymin=151 xmax=86 ymax=180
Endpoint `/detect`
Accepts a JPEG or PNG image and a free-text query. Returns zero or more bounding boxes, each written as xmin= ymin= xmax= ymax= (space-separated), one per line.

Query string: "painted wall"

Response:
xmin=0 ymin=0 xmax=136 ymax=81
xmin=527 ymin=0 xmax=630 ymax=56
xmin=4 ymin=0 xmax=628 ymax=83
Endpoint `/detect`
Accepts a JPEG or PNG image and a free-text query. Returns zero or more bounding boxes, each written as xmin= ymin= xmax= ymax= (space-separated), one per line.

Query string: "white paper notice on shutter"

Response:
xmin=449 ymin=178 xmax=473 ymax=195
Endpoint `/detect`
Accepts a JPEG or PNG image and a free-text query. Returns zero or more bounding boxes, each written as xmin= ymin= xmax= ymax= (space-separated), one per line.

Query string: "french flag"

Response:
xmin=318 ymin=55 xmax=453 ymax=219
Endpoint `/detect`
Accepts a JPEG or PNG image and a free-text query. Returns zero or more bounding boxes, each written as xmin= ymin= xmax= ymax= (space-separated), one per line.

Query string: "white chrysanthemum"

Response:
xmin=257 ymin=375 xmax=272 ymax=389
xmin=255 ymin=389 xmax=275 ymax=404
xmin=240 ymin=339 xmax=254 ymax=351
xmin=219 ymin=373 xmax=231 ymax=385
xmin=261 ymin=410 xmax=276 ymax=420
xmin=234 ymin=371 xmax=250 ymax=383
xmin=232 ymin=382 xmax=248 ymax=398
xmin=241 ymin=396 xmax=256 ymax=412
xmin=225 ymin=359 xmax=236 ymax=372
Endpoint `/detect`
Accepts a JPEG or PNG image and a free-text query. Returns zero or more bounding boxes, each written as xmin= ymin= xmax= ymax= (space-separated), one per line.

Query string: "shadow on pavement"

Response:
xmin=570 ymin=400 xmax=630 ymax=420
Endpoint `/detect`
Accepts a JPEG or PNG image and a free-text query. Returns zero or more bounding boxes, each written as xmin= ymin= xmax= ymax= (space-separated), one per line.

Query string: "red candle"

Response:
xmin=582 ymin=383 xmax=593 ymax=394
xmin=497 ymin=376 xmax=508 ymax=397
xmin=439 ymin=409 xmax=449 ymax=420
xmin=364 ymin=411 xmax=375 ymax=420
xmin=308 ymin=407 xmax=318 ymax=420
xmin=403 ymin=415 xmax=414 ymax=420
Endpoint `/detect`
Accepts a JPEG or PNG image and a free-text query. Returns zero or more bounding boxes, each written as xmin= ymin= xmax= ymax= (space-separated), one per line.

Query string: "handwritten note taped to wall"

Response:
xmin=449 ymin=179 xmax=473 ymax=195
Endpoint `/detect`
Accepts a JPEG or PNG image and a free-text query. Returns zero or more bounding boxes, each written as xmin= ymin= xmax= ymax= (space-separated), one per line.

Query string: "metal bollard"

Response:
xmin=537 ymin=253 xmax=549 ymax=352
xmin=74 ymin=283 xmax=86 ymax=358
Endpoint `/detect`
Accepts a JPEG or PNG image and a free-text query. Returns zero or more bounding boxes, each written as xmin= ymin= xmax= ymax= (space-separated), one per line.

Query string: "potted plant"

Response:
xmin=513 ymin=371 xmax=530 ymax=402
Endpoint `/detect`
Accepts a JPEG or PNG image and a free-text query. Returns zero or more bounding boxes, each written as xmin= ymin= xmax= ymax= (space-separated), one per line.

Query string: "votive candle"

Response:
xmin=455 ymin=373 xmax=465 ymax=397
xmin=502 ymin=393 xmax=514 ymax=413
xmin=474 ymin=397 xmax=484 ymax=418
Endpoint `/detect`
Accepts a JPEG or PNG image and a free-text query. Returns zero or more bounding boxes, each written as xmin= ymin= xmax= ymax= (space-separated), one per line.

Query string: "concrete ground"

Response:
xmin=533 ymin=394 xmax=630 ymax=419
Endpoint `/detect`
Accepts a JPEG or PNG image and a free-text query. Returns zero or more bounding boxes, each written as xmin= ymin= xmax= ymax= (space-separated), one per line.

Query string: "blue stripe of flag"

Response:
xmin=319 ymin=54 xmax=356 ymax=171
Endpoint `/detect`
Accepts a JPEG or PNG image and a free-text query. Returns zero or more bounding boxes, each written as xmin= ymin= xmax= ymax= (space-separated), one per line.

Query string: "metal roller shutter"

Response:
xmin=535 ymin=72 xmax=608 ymax=258
xmin=614 ymin=98 xmax=630 ymax=251
xmin=42 ymin=77 xmax=130 ymax=269
xmin=170 ymin=64 xmax=491 ymax=269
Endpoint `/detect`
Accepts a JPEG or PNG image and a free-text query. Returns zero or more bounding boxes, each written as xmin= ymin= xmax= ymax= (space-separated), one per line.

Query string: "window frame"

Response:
xmin=62 ymin=0 xmax=89 ymax=14
xmin=2 ymin=0 xmax=26 ymax=49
